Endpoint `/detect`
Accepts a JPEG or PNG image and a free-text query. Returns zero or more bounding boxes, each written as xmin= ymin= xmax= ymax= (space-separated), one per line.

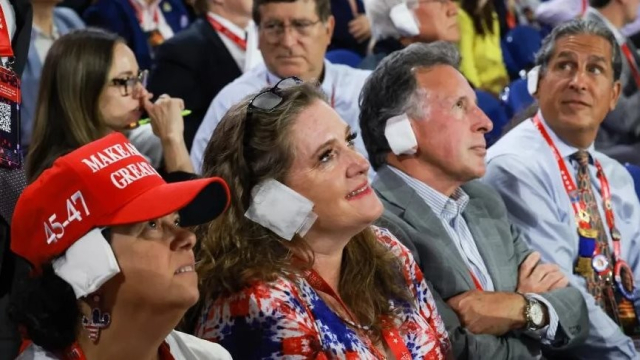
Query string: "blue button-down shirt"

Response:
xmin=484 ymin=112 xmax=639 ymax=359
xmin=388 ymin=165 xmax=558 ymax=345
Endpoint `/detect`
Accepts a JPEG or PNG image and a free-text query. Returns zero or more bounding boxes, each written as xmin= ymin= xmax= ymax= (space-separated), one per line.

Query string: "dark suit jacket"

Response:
xmin=373 ymin=166 xmax=588 ymax=359
xmin=83 ymin=0 xmax=190 ymax=70
xmin=147 ymin=17 xmax=242 ymax=150
xmin=0 ymin=2 xmax=32 ymax=358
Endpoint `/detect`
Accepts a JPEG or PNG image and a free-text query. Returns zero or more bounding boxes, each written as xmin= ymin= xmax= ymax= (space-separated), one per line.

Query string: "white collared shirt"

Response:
xmin=190 ymin=61 xmax=372 ymax=175
xmin=207 ymin=12 xmax=262 ymax=73
xmin=485 ymin=111 xmax=640 ymax=359
xmin=17 ymin=330 xmax=232 ymax=360
xmin=131 ymin=0 xmax=174 ymax=41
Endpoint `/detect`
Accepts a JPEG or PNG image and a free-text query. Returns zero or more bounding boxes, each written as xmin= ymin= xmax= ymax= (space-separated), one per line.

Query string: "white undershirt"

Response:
xmin=131 ymin=0 xmax=174 ymax=41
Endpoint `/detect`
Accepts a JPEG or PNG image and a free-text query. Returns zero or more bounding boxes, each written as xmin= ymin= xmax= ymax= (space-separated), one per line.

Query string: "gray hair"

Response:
xmin=535 ymin=19 xmax=622 ymax=82
xmin=358 ymin=41 xmax=460 ymax=170
xmin=364 ymin=0 xmax=410 ymax=41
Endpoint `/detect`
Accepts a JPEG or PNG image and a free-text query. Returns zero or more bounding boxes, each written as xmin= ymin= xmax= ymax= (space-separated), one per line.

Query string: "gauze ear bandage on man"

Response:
xmin=385 ymin=113 xmax=418 ymax=155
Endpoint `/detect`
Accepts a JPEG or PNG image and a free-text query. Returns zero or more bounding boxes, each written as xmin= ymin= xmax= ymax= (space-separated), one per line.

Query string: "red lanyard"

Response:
xmin=0 ymin=5 xmax=13 ymax=57
xmin=580 ymin=0 xmax=588 ymax=16
xmin=620 ymin=43 xmax=640 ymax=88
xmin=532 ymin=115 xmax=622 ymax=261
xmin=207 ymin=14 xmax=247 ymax=51
xmin=304 ymin=269 xmax=412 ymax=360
xmin=266 ymin=74 xmax=336 ymax=108
xmin=469 ymin=271 xmax=484 ymax=291
xmin=128 ymin=0 xmax=160 ymax=28
xmin=58 ymin=341 xmax=175 ymax=360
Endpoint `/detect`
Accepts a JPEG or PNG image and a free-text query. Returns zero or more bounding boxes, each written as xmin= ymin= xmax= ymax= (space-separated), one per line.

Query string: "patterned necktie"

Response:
xmin=572 ymin=150 xmax=620 ymax=324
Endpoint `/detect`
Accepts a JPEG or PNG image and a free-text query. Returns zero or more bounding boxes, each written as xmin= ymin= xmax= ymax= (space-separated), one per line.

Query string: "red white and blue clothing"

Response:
xmin=195 ymin=226 xmax=451 ymax=359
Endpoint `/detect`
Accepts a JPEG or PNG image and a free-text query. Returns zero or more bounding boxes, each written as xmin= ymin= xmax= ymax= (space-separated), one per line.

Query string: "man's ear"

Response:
xmin=324 ymin=15 xmax=335 ymax=39
xmin=609 ymin=80 xmax=622 ymax=111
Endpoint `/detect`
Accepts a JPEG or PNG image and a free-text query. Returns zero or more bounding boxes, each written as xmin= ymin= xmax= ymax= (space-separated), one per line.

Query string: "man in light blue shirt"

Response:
xmin=485 ymin=19 xmax=640 ymax=359
xmin=190 ymin=0 xmax=371 ymax=174
xmin=359 ymin=41 xmax=588 ymax=359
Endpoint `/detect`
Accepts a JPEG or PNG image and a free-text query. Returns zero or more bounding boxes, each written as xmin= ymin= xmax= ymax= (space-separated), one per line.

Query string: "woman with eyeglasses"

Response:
xmin=26 ymin=27 xmax=193 ymax=183
xmin=193 ymin=78 xmax=453 ymax=359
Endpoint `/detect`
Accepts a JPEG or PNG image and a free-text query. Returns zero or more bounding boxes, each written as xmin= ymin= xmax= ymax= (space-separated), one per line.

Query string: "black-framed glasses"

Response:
xmin=243 ymin=76 xmax=302 ymax=149
xmin=110 ymin=69 xmax=148 ymax=97
xmin=260 ymin=19 xmax=323 ymax=41
xmin=247 ymin=76 xmax=303 ymax=116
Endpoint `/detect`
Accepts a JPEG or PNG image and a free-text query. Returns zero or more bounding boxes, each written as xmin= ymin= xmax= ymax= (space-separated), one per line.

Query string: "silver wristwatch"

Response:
xmin=523 ymin=296 xmax=545 ymax=331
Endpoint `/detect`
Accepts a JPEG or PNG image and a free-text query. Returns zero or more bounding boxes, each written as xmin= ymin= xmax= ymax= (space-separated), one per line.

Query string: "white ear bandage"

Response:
xmin=245 ymin=179 xmax=317 ymax=241
xmin=390 ymin=3 xmax=420 ymax=37
xmin=385 ymin=113 xmax=418 ymax=155
xmin=527 ymin=66 xmax=540 ymax=96
xmin=52 ymin=228 xmax=120 ymax=299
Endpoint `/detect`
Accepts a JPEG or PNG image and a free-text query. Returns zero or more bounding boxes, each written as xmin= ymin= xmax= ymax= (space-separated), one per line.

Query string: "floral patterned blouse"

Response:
xmin=195 ymin=227 xmax=451 ymax=359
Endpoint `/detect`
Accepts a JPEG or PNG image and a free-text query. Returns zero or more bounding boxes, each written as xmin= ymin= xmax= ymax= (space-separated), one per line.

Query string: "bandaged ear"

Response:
xmin=390 ymin=2 xmax=420 ymax=37
xmin=527 ymin=66 xmax=540 ymax=96
xmin=385 ymin=113 xmax=418 ymax=155
xmin=52 ymin=228 xmax=121 ymax=299
xmin=245 ymin=179 xmax=317 ymax=241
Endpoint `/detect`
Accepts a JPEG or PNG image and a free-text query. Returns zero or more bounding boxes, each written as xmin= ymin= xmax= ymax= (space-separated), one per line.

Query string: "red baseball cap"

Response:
xmin=11 ymin=133 xmax=230 ymax=272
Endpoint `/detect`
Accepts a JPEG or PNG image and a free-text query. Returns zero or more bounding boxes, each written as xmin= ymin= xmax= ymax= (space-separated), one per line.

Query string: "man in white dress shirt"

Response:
xmin=190 ymin=0 xmax=371 ymax=174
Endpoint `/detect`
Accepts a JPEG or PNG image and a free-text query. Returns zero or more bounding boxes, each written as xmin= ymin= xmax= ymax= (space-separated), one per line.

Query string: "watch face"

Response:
xmin=530 ymin=302 xmax=544 ymax=326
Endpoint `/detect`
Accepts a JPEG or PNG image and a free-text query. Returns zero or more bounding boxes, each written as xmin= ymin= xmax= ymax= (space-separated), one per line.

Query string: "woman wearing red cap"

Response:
xmin=193 ymin=79 xmax=452 ymax=359
xmin=25 ymin=28 xmax=193 ymax=183
xmin=9 ymin=133 xmax=232 ymax=359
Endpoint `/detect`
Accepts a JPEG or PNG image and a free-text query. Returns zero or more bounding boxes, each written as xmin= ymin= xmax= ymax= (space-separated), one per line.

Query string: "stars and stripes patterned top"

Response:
xmin=194 ymin=226 xmax=451 ymax=359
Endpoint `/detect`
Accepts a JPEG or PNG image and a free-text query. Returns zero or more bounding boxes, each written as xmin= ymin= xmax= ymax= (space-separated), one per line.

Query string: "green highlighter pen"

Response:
xmin=126 ymin=110 xmax=192 ymax=129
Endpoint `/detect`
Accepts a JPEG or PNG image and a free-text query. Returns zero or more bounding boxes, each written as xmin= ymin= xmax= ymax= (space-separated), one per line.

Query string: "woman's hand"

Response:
xmin=141 ymin=94 xmax=194 ymax=173
xmin=142 ymin=93 xmax=185 ymax=143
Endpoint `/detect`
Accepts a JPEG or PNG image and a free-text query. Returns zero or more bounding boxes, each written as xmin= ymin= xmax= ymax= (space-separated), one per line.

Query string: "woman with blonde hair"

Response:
xmin=194 ymin=78 xmax=452 ymax=359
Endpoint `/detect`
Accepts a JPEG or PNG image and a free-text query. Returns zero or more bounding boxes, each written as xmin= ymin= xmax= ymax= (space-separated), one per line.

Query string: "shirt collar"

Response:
xmin=387 ymin=165 xmax=470 ymax=217
xmin=265 ymin=60 xmax=333 ymax=94
xmin=207 ymin=12 xmax=247 ymax=40
xmin=536 ymin=110 xmax=596 ymax=161
xmin=586 ymin=7 xmax=626 ymax=44
xmin=131 ymin=0 xmax=160 ymax=10
xmin=32 ymin=23 xmax=59 ymax=40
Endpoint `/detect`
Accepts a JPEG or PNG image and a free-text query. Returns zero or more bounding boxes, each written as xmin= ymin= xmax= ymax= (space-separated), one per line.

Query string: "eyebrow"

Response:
xmin=587 ymin=55 xmax=607 ymax=64
xmin=555 ymin=51 xmax=577 ymax=60
xmin=114 ymin=70 xmax=135 ymax=77
xmin=309 ymin=126 xmax=352 ymax=160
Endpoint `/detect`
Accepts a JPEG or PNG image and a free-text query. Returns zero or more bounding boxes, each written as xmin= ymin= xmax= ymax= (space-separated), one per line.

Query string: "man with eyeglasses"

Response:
xmin=190 ymin=0 xmax=372 ymax=175
xmin=359 ymin=0 xmax=459 ymax=70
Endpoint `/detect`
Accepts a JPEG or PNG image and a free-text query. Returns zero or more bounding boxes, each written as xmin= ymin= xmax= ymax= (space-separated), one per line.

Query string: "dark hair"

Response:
xmin=460 ymin=0 xmax=495 ymax=36
xmin=589 ymin=0 xmax=611 ymax=8
xmin=197 ymin=83 xmax=411 ymax=339
xmin=252 ymin=0 xmax=331 ymax=25
xmin=535 ymin=19 xmax=622 ymax=82
xmin=8 ymin=264 xmax=80 ymax=352
xmin=26 ymin=28 xmax=124 ymax=183
xmin=359 ymin=41 xmax=461 ymax=170
xmin=7 ymin=230 xmax=113 ymax=353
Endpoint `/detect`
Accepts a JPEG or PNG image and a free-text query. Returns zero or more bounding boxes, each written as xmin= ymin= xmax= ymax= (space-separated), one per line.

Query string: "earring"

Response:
xmin=81 ymin=294 xmax=111 ymax=342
